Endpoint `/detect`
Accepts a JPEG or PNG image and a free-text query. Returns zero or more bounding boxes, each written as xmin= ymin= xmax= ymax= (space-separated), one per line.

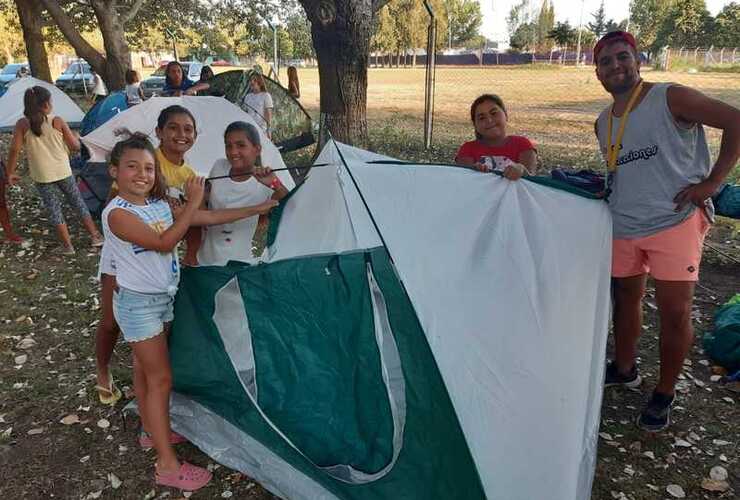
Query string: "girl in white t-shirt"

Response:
xmin=101 ymin=132 xmax=275 ymax=491
xmin=124 ymin=70 xmax=145 ymax=105
xmin=241 ymin=74 xmax=274 ymax=138
xmin=198 ymin=121 xmax=289 ymax=266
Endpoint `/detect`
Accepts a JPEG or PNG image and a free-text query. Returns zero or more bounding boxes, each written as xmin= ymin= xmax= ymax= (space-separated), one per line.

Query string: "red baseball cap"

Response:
xmin=593 ymin=31 xmax=637 ymax=63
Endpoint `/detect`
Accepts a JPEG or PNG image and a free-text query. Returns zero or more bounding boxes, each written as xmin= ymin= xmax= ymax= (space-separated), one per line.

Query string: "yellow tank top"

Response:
xmin=23 ymin=114 xmax=72 ymax=183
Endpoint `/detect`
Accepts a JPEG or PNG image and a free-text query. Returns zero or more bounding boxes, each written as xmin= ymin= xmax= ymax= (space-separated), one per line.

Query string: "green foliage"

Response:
xmin=654 ymin=0 xmax=713 ymax=50
xmin=548 ymin=21 xmax=576 ymax=49
xmin=587 ymin=0 xmax=608 ymax=37
xmin=713 ymin=2 xmax=740 ymax=47
xmin=286 ymin=11 xmax=314 ymax=59
xmin=506 ymin=0 xmax=529 ymax=39
xmin=0 ymin=1 xmax=25 ymax=65
xmin=630 ymin=0 xmax=675 ymax=54
xmin=443 ymin=0 xmax=483 ymax=47
xmin=509 ymin=22 xmax=537 ymax=52
xmin=535 ymin=0 xmax=555 ymax=52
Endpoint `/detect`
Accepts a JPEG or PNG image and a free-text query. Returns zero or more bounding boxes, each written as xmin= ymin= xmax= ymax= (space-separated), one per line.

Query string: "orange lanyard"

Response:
xmin=607 ymin=80 xmax=644 ymax=172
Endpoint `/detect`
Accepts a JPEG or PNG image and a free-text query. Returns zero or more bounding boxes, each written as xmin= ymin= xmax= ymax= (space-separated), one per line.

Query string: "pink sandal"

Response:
xmin=139 ymin=429 xmax=188 ymax=449
xmin=155 ymin=461 xmax=212 ymax=491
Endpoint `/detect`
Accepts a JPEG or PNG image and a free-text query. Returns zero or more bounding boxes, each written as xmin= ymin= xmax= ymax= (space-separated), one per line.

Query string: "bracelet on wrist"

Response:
xmin=269 ymin=177 xmax=282 ymax=190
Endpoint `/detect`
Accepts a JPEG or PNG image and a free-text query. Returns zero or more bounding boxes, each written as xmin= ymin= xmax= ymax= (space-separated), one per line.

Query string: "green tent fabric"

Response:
xmin=208 ymin=69 xmax=314 ymax=153
xmin=169 ymin=249 xmax=485 ymax=498
xmin=703 ymin=294 xmax=740 ymax=372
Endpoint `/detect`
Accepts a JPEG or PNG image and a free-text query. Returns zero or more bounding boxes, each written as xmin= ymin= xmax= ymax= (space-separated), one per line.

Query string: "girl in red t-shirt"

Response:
xmin=455 ymin=94 xmax=538 ymax=180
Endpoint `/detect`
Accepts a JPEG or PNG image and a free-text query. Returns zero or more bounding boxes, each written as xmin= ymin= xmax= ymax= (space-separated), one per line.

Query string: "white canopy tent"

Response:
xmin=0 ymin=77 xmax=84 ymax=132
xmin=81 ymin=96 xmax=294 ymax=188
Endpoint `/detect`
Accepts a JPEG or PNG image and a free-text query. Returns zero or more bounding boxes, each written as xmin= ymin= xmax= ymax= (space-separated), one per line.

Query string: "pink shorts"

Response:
xmin=612 ymin=209 xmax=711 ymax=281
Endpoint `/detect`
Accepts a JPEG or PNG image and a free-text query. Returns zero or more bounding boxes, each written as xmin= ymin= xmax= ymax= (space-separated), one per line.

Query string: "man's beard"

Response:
xmin=604 ymin=72 xmax=640 ymax=95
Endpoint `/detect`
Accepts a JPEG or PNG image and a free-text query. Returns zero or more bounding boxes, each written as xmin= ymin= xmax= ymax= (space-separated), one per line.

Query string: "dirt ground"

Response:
xmin=1 ymin=70 xmax=739 ymax=499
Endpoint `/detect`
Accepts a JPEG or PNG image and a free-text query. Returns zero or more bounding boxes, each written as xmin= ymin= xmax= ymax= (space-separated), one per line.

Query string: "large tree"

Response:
xmin=713 ymin=2 xmax=740 ymax=47
xmin=12 ymin=0 xmax=52 ymax=81
xmin=38 ymin=0 xmax=149 ymax=90
xmin=587 ymin=0 xmax=609 ymax=37
xmin=38 ymin=0 xmax=213 ymax=90
xmin=654 ymin=0 xmax=712 ymax=50
xmin=535 ymin=0 xmax=555 ymax=52
xmin=629 ymin=0 xmax=674 ymax=54
xmin=444 ymin=0 xmax=482 ymax=48
xmin=298 ymin=0 xmax=392 ymax=146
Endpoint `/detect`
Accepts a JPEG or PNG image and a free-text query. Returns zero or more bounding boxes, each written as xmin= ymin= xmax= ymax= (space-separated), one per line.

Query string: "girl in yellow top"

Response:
xmin=152 ymin=105 xmax=202 ymax=265
xmin=5 ymin=86 xmax=103 ymax=254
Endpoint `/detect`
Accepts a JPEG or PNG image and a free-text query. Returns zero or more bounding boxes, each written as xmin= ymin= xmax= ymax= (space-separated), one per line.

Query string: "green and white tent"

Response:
xmin=166 ymin=140 xmax=612 ymax=499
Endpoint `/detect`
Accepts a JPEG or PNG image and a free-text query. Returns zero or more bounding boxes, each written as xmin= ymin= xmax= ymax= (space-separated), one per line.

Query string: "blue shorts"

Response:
xmin=112 ymin=287 xmax=175 ymax=343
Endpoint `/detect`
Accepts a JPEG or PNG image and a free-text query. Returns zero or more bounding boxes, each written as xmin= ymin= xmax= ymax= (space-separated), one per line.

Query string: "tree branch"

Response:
xmin=38 ymin=0 xmax=104 ymax=64
xmin=121 ymin=0 xmax=147 ymax=24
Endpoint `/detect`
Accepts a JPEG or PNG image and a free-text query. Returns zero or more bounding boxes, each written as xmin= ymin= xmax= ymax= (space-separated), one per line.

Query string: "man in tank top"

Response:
xmin=593 ymin=31 xmax=740 ymax=431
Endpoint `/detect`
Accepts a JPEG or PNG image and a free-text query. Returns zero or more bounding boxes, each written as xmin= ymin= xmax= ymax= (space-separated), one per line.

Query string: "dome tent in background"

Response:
xmin=80 ymin=95 xmax=294 ymax=186
xmin=0 ymin=77 xmax=84 ymax=132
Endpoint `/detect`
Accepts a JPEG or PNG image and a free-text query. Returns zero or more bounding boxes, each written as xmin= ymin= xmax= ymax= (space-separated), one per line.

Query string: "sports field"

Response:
xmin=296 ymin=66 xmax=740 ymax=171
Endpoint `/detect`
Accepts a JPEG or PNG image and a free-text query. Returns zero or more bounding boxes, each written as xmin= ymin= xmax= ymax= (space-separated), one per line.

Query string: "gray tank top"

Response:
xmin=596 ymin=83 xmax=712 ymax=239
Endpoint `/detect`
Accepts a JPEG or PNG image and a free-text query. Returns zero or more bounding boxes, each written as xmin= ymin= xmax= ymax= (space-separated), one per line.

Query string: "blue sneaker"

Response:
xmin=637 ymin=392 xmax=675 ymax=432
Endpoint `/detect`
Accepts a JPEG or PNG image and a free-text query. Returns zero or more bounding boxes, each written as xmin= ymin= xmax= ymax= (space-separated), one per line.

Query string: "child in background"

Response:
xmin=102 ymin=132 xmax=275 ymax=490
xmin=455 ymin=94 xmax=538 ymax=181
xmin=198 ymin=121 xmax=289 ymax=266
xmin=124 ymin=69 xmax=145 ymax=106
xmin=5 ymin=86 xmax=104 ymax=254
xmin=287 ymin=66 xmax=300 ymax=99
xmin=242 ymin=73 xmax=273 ymax=138
xmin=0 ymin=158 xmax=22 ymax=243
xmin=90 ymin=67 xmax=108 ymax=104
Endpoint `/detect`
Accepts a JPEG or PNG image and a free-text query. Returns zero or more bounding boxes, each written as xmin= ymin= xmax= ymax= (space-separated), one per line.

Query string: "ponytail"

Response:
xmin=23 ymin=86 xmax=52 ymax=137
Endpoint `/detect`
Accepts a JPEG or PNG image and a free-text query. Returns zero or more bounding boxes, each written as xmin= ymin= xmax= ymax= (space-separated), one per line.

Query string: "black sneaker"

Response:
xmin=604 ymin=360 xmax=642 ymax=389
xmin=637 ymin=392 xmax=675 ymax=432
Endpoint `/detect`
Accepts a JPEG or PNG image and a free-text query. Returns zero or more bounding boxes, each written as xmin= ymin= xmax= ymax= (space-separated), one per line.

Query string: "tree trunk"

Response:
xmin=301 ymin=0 xmax=390 ymax=147
xmin=39 ymin=0 xmax=144 ymax=91
xmin=14 ymin=0 xmax=52 ymax=82
xmin=92 ymin=1 xmax=130 ymax=90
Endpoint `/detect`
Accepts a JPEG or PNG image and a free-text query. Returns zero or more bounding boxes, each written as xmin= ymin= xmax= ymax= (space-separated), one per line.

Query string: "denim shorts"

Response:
xmin=112 ymin=287 xmax=175 ymax=343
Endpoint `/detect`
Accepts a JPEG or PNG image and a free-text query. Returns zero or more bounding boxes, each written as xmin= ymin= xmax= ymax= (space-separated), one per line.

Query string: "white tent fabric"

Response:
xmin=0 ymin=77 xmax=84 ymax=132
xmin=80 ymin=96 xmax=294 ymax=188
xmin=263 ymin=140 xmax=613 ymax=499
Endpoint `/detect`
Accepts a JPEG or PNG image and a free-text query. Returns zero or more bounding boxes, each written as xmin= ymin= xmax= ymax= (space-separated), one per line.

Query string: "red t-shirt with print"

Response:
xmin=455 ymin=136 xmax=536 ymax=164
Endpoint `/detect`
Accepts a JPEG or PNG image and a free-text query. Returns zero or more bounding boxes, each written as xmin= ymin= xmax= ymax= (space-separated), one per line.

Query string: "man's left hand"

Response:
xmin=673 ymin=179 xmax=720 ymax=212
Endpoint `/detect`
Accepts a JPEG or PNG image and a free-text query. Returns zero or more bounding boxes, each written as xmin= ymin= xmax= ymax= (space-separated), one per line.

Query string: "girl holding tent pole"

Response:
xmin=94 ymin=106 xmax=255 ymax=404
xmin=198 ymin=121 xmax=289 ymax=266
xmin=101 ymin=132 xmax=275 ymax=491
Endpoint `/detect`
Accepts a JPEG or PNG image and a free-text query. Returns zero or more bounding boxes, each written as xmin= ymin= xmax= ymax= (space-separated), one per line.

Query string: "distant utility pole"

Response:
xmin=575 ymin=0 xmax=585 ymax=66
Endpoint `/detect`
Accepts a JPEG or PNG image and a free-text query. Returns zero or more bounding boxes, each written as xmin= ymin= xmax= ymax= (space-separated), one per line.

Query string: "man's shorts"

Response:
xmin=112 ymin=287 xmax=174 ymax=342
xmin=612 ymin=209 xmax=710 ymax=282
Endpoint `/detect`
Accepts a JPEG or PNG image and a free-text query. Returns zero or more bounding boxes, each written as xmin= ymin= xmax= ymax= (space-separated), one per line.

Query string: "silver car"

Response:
xmin=0 ymin=62 xmax=30 ymax=95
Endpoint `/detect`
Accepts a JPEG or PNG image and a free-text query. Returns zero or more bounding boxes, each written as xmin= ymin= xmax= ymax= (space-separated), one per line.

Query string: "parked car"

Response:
xmin=55 ymin=61 xmax=95 ymax=93
xmin=0 ymin=62 xmax=30 ymax=95
xmin=140 ymin=61 xmax=203 ymax=97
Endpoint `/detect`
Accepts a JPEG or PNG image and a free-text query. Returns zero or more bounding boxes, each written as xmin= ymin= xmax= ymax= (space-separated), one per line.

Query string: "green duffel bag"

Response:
xmin=703 ymin=294 xmax=740 ymax=372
